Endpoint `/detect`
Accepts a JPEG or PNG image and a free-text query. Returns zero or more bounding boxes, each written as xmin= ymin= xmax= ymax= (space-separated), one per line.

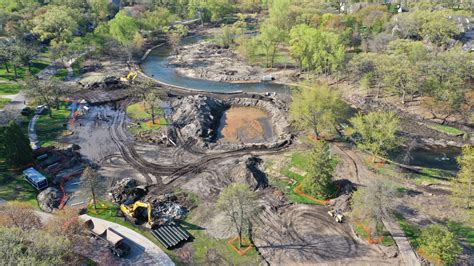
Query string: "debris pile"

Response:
xmin=327 ymin=179 xmax=355 ymax=213
xmin=145 ymin=194 xmax=189 ymax=224
xmin=37 ymin=187 xmax=63 ymax=212
xmin=110 ymin=178 xmax=147 ymax=204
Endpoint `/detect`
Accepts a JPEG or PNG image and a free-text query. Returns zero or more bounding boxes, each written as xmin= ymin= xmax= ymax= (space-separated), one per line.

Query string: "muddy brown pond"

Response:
xmin=217 ymin=107 xmax=273 ymax=143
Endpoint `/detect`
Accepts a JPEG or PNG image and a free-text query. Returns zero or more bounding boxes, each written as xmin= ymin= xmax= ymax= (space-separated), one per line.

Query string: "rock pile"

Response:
xmin=37 ymin=187 xmax=63 ymax=212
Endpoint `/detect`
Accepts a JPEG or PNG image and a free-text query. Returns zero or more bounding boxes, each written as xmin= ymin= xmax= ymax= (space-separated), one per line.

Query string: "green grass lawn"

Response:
xmin=394 ymin=213 xmax=421 ymax=248
xmin=447 ymin=221 xmax=474 ymax=247
xmin=0 ymin=159 xmax=38 ymax=208
xmin=270 ymin=152 xmax=338 ymax=205
xmin=0 ymin=60 xmax=49 ymax=81
xmin=0 ymin=82 xmax=23 ymax=95
xmin=35 ymin=106 xmax=70 ymax=147
xmin=352 ymin=221 xmax=395 ymax=247
xmin=427 ymin=124 xmax=466 ymax=136
xmin=0 ymin=98 xmax=11 ymax=109
xmin=53 ymin=68 xmax=69 ymax=80
xmin=126 ymin=101 xmax=163 ymax=121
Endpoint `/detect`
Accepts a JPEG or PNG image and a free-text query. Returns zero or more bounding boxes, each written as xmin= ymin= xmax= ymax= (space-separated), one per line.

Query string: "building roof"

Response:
xmin=23 ymin=167 xmax=47 ymax=183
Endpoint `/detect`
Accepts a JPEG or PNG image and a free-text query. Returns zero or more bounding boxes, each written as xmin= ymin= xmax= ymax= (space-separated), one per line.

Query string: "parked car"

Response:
xmin=21 ymin=107 xmax=32 ymax=116
xmin=35 ymin=105 xmax=49 ymax=115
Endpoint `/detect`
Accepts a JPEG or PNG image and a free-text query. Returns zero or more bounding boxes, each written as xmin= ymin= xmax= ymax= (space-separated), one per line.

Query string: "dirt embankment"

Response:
xmin=170 ymin=94 xmax=292 ymax=150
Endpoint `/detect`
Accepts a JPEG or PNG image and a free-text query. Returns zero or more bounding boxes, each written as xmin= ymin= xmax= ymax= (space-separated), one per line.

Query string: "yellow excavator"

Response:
xmin=120 ymin=71 xmax=138 ymax=83
xmin=120 ymin=201 xmax=153 ymax=228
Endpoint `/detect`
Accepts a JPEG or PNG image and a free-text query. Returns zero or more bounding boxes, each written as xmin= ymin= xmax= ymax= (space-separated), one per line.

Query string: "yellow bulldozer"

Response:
xmin=120 ymin=200 xmax=154 ymax=228
xmin=120 ymin=71 xmax=138 ymax=83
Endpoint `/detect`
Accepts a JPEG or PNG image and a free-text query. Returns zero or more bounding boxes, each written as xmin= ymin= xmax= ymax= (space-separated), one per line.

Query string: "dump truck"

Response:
xmin=120 ymin=200 xmax=154 ymax=228
xmin=84 ymin=219 xmax=130 ymax=258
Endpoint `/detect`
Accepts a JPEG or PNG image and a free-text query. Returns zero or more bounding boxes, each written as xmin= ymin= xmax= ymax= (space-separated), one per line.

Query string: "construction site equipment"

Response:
xmin=23 ymin=167 xmax=48 ymax=190
xmin=328 ymin=209 xmax=344 ymax=223
xmin=151 ymin=223 xmax=191 ymax=249
xmin=85 ymin=219 xmax=131 ymax=258
xmin=120 ymin=71 xmax=138 ymax=82
xmin=120 ymin=200 xmax=153 ymax=228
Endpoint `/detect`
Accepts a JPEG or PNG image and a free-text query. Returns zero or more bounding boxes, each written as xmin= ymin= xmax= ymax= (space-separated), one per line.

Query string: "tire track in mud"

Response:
xmin=110 ymin=110 xmax=290 ymax=188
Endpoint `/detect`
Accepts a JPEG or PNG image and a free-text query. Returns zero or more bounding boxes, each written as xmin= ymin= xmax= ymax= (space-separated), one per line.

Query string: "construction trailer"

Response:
xmin=23 ymin=167 xmax=48 ymax=190
xmin=85 ymin=219 xmax=131 ymax=258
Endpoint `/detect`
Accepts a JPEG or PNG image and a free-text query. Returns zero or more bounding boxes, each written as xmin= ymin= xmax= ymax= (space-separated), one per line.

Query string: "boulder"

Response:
xmin=37 ymin=187 xmax=63 ymax=213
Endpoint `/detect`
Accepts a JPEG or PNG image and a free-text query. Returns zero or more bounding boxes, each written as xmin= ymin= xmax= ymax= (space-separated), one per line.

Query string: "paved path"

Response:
xmin=333 ymin=144 xmax=421 ymax=266
xmin=28 ymin=114 xmax=40 ymax=149
xmin=80 ymin=214 xmax=175 ymax=266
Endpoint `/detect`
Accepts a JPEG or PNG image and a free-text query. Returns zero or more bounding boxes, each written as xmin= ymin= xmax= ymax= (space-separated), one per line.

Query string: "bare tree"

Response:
xmin=130 ymin=81 xmax=162 ymax=124
xmin=26 ymin=77 xmax=66 ymax=118
xmin=0 ymin=202 xmax=43 ymax=231
xmin=81 ymin=166 xmax=100 ymax=210
xmin=216 ymin=183 xmax=259 ymax=248
xmin=351 ymin=181 xmax=397 ymax=235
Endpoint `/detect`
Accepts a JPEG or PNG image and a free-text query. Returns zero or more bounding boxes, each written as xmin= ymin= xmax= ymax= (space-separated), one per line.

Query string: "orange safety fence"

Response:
xmin=352 ymin=222 xmax=383 ymax=244
xmin=58 ymin=172 xmax=83 ymax=209
xmin=417 ymin=248 xmax=443 ymax=266
xmin=293 ymin=184 xmax=330 ymax=205
xmin=227 ymin=236 xmax=254 ymax=256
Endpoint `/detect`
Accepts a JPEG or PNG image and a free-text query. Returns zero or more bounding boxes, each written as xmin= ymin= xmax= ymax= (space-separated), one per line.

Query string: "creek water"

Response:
xmin=141 ymin=36 xmax=461 ymax=171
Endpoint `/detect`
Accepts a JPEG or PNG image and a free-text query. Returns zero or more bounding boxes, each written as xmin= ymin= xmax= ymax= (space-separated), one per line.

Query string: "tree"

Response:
xmin=214 ymin=24 xmax=240 ymax=49
xmin=256 ymin=21 xmax=286 ymax=68
xmin=0 ymin=227 xmax=72 ymax=265
xmin=301 ymin=140 xmax=335 ymax=198
xmin=31 ymin=5 xmax=79 ymax=43
xmin=451 ymin=145 xmax=473 ymax=209
xmin=81 ymin=166 xmax=100 ymax=210
xmin=418 ymin=225 xmax=462 ymax=265
xmin=26 ymin=77 xmax=65 ymax=118
xmin=140 ymin=8 xmax=176 ymax=35
xmin=351 ymin=181 xmax=396 ymax=234
xmin=421 ymin=17 xmax=460 ymax=47
xmin=216 ymin=183 xmax=258 ymax=248
xmin=289 ymin=24 xmax=345 ymax=74
xmin=0 ymin=41 xmax=13 ymax=73
xmin=290 ymin=84 xmax=346 ymax=138
xmin=0 ymin=202 xmax=42 ymax=231
xmin=0 ymin=121 xmax=33 ymax=168
xmin=165 ymin=25 xmax=188 ymax=56
xmin=348 ymin=112 xmax=401 ymax=161
xmin=132 ymin=80 xmax=162 ymax=124
xmin=108 ymin=10 xmax=140 ymax=63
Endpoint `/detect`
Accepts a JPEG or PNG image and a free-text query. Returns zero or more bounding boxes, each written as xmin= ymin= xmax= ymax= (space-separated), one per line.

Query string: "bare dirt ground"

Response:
xmin=169 ymin=30 xmax=298 ymax=84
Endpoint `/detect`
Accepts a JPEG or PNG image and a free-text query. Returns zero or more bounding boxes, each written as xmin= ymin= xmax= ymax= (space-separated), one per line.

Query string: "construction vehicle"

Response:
xmin=84 ymin=219 xmax=130 ymax=258
xmin=120 ymin=200 xmax=154 ymax=228
xmin=328 ymin=209 xmax=344 ymax=223
xmin=120 ymin=71 xmax=138 ymax=82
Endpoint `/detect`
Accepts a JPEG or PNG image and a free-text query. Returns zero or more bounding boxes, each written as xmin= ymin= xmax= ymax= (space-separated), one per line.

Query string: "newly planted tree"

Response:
xmin=217 ymin=183 xmax=259 ymax=248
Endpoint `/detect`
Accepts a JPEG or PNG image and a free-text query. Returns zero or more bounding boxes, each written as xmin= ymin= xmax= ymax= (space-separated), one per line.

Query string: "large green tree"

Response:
xmin=301 ymin=140 xmax=335 ymax=198
xmin=108 ymin=10 xmax=140 ymax=63
xmin=289 ymin=24 xmax=345 ymax=74
xmin=31 ymin=5 xmax=80 ymax=43
xmin=256 ymin=21 xmax=286 ymax=68
xmin=290 ymin=84 xmax=346 ymax=138
xmin=0 ymin=121 xmax=33 ymax=167
xmin=348 ymin=112 xmax=401 ymax=161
